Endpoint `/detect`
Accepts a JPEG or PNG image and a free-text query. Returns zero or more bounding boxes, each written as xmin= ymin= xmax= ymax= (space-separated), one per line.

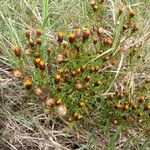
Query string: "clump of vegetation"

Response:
xmin=11 ymin=1 xmax=149 ymax=127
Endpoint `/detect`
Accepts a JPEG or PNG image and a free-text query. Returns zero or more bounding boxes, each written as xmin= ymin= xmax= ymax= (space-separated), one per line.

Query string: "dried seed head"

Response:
xmin=39 ymin=60 xmax=46 ymax=70
xmin=68 ymin=33 xmax=75 ymax=43
xmin=34 ymin=52 xmax=40 ymax=58
xmin=90 ymin=0 xmax=96 ymax=6
xmin=113 ymin=119 xmax=118 ymax=125
xmin=69 ymin=50 xmax=76 ymax=58
xmin=83 ymin=29 xmax=90 ymax=40
xmin=75 ymin=82 xmax=83 ymax=90
xmin=13 ymin=69 xmax=22 ymax=78
xmin=56 ymin=53 xmax=65 ymax=63
xmin=132 ymin=24 xmax=139 ymax=32
xmin=45 ymin=98 xmax=55 ymax=107
xmin=56 ymin=105 xmax=67 ymax=117
xmin=13 ymin=45 xmax=21 ymax=57
xmin=35 ymin=87 xmax=43 ymax=96
xmin=24 ymin=78 xmax=32 ymax=90
xmin=57 ymin=32 xmax=64 ymax=43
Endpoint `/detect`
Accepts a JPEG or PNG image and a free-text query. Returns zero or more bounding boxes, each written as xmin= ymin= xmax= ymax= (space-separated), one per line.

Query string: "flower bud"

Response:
xmin=68 ymin=33 xmax=75 ymax=43
xmin=85 ymin=75 xmax=90 ymax=82
xmin=39 ymin=60 xmax=46 ymax=70
xmin=35 ymin=58 xmax=41 ymax=68
xmin=83 ymin=29 xmax=90 ymax=40
xmin=13 ymin=45 xmax=21 ymax=57
xmin=75 ymin=28 xmax=81 ymax=38
xmin=37 ymin=37 xmax=42 ymax=45
xmin=129 ymin=9 xmax=136 ymax=18
xmin=55 ymin=74 xmax=61 ymax=84
xmin=79 ymin=101 xmax=85 ymax=107
xmin=45 ymin=98 xmax=55 ymax=107
xmin=47 ymin=48 xmax=51 ymax=55
xmin=93 ymin=36 xmax=98 ymax=45
xmin=57 ymin=32 xmax=64 ymax=43
xmin=25 ymin=29 xmax=31 ymax=38
xmin=36 ymin=28 xmax=41 ymax=37
xmin=81 ymin=65 xmax=86 ymax=73
xmin=29 ymin=39 xmax=34 ymax=47
xmin=56 ymin=98 xmax=62 ymax=105
xmin=139 ymin=96 xmax=145 ymax=103
xmin=24 ymin=78 xmax=32 ymax=90
xmin=94 ymin=80 xmax=101 ymax=86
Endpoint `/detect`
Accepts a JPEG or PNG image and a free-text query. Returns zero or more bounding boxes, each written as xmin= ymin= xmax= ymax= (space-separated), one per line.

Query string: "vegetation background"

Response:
xmin=0 ymin=0 xmax=150 ymax=150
